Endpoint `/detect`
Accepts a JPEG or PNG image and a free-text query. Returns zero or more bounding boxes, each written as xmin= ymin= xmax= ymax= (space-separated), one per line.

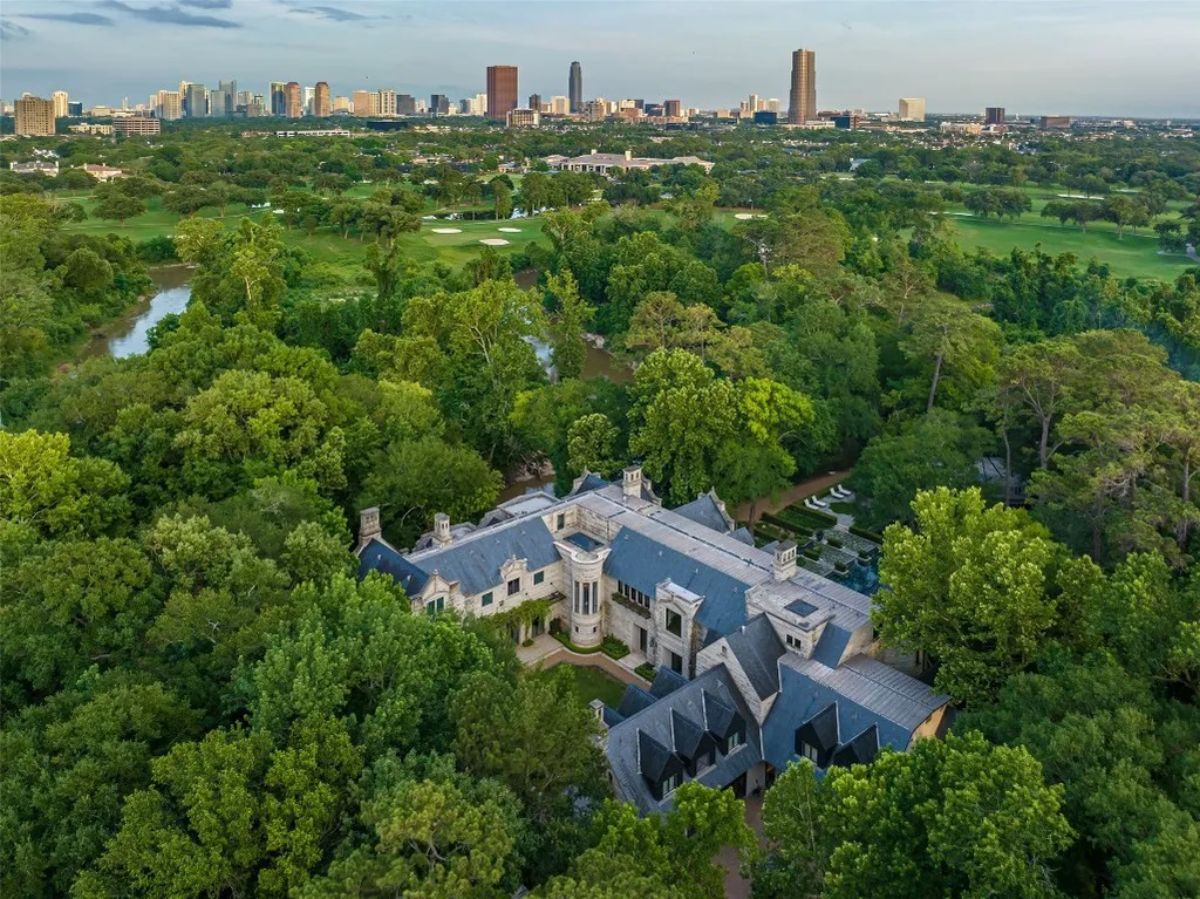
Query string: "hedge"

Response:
xmin=634 ymin=662 xmax=657 ymax=681
xmin=849 ymin=525 xmax=884 ymax=544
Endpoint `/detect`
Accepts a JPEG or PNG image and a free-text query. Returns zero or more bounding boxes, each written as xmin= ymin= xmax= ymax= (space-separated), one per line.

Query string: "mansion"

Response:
xmin=357 ymin=465 xmax=949 ymax=813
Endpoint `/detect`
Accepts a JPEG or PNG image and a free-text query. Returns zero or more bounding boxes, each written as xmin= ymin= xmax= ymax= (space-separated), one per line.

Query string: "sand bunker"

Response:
xmin=431 ymin=227 xmax=462 ymax=234
xmin=734 ymin=213 xmax=754 ymax=220
xmin=479 ymin=238 xmax=511 ymax=246
xmin=498 ymin=227 xmax=521 ymax=233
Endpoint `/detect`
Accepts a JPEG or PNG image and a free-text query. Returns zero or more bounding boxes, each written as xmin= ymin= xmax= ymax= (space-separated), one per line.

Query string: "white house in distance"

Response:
xmin=544 ymin=149 xmax=714 ymax=176
xmin=356 ymin=465 xmax=950 ymax=813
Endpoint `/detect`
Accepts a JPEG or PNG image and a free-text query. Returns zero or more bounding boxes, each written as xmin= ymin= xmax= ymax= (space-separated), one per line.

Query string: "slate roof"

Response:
xmin=831 ymin=723 xmax=880 ymax=766
xmin=731 ymin=526 xmax=755 ymax=546
xmin=796 ymin=703 xmax=840 ymax=755
xmin=396 ymin=517 xmax=561 ymax=597
xmin=649 ymin=667 xmax=688 ymax=698
xmin=761 ymin=654 xmax=947 ymax=771
xmin=810 ymin=623 xmax=853 ymax=667
xmin=570 ymin=472 xmax=610 ymax=495
xmin=617 ymin=684 xmax=657 ymax=718
xmin=358 ymin=539 xmax=429 ymax=595
xmin=606 ymin=665 xmax=761 ymax=814
xmin=723 ymin=615 xmax=785 ymax=700
xmin=674 ymin=494 xmax=732 ymax=535
xmin=604 ymin=527 xmax=750 ymax=636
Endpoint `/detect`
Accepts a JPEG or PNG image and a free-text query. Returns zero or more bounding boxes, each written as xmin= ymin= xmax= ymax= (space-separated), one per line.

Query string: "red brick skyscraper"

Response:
xmin=486 ymin=65 xmax=518 ymax=120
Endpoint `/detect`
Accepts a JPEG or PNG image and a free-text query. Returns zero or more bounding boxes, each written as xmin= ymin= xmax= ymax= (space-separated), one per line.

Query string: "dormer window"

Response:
xmin=507 ymin=577 xmax=521 ymax=596
xmin=665 ymin=609 xmax=683 ymax=637
xmin=556 ymin=513 xmax=565 ymax=530
xmin=661 ymin=771 xmax=681 ymax=795
xmin=726 ymin=729 xmax=744 ymax=752
xmin=799 ymin=740 xmax=820 ymax=763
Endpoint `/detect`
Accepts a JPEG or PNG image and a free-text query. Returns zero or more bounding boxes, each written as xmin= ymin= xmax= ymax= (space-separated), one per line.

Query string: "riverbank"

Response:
xmin=81 ymin=264 xmax=193 ymax=361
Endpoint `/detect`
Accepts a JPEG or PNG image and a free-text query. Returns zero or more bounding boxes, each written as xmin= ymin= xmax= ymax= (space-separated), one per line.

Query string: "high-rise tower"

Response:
xmin=285 ymin=81 xmax=302 ymax=118
xmin=486 ymin=65 xmax=518 ymax=120
xmin=314 ymin=82 xmax=331 ymax=117
xmin=787 ymin=48 xmax=816 ymax=125
xmin=569 ymin=60 xmax=582 ymax=114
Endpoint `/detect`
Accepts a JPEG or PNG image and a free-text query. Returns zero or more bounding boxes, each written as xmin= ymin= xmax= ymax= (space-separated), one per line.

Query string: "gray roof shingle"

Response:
xmin=674 ymin=494 xmax=732 ymax=535
xmin=723 ymin=615 xmax=785 ymax=700
xmin=401 ymin=517 xmax=561 ymax=597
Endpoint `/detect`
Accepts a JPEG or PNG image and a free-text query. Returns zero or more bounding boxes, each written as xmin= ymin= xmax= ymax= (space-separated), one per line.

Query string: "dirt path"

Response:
xmin=735 ymin=469 xmax=851 ymax=525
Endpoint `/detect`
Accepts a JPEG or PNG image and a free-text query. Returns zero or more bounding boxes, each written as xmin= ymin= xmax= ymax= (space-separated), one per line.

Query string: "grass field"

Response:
xmin=544 ymin=664 xmax=628 ymax=708
xmin=926 ymin=181 xmax=1195 ymax=280
xmin=945 ymin=214 xmax=1193 ymax=280
xmin=60 ymin=194 xmax=549 ymax=281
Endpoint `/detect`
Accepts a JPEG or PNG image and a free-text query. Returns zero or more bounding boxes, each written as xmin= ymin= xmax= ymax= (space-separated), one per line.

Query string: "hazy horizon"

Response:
xmin=2 ymin=0 xmax=1197 ymax=118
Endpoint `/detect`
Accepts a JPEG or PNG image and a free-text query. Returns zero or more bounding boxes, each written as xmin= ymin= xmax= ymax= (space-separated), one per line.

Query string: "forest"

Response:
xmin=1 ymin=118 xmax=1199 ymax=897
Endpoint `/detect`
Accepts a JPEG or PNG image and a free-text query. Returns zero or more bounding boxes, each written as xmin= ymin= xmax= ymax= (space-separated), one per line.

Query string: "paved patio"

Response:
xmin=516 ymin=635 xmax=650 ymax=687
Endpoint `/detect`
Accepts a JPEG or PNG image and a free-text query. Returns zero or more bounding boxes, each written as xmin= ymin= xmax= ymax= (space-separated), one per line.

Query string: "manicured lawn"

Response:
xmin=550 ymin=664 xmax=628 ymax=708
xmin=945 ymin=214 xmax=1192 ymax=281
xmin=57 ymin=193 xmax=550 ymax=277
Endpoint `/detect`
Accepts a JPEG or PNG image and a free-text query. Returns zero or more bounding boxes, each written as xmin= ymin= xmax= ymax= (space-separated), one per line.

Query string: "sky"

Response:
xmin=1 ymin=0 xmax=1197 ymax=118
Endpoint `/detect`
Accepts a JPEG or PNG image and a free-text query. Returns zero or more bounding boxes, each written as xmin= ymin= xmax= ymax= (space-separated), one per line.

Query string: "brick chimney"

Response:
xmin=358 ymin=507 xmax=381 ymax=550
xmin=622 ymin=465 xmax=643 ymax=500
xmin=433 ymin=512 xmax=452 ymax=546
xmin=773 ymin=540 xmax=797 ymax=581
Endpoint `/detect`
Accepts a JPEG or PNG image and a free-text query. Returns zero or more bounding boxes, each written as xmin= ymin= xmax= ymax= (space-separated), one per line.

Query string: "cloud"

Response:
xmin=178 ymin=0 xmax=232 ymax=8
xmin=1 ymin=18 xmax=32 ymax=39
xmin=285 ymin=3 xmax=377 ymax=23
xmin=100 ymin=0 xmax=240 ymax=28
xmin=21 ymin=11 xmax=116 ymax=26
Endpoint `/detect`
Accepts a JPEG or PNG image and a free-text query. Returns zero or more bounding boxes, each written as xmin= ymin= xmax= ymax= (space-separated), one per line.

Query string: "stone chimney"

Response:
xmin=622 ymin=465 xmax=643 ymax=500
xmin=433 ymin=512 xmax=452 ymax=546
xmin=358 ymin=507 xmax=381 ymax=550
xmin=773 ymin=540 xmax=797 ymax=581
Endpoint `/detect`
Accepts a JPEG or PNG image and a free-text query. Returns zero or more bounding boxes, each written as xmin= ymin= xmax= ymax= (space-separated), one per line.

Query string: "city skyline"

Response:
xmin=2 ymin=1 xmax=1198 ymax=118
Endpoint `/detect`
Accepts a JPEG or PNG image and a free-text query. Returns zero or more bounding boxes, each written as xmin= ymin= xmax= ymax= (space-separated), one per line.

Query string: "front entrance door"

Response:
xmin=638 ymin=626 xmax=648 ymax=653
xmin=531 ymin=616 xmax=545 ymax=637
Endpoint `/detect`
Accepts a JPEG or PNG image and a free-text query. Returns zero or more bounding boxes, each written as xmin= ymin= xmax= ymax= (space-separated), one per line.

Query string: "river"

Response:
xmin=102 ymin=264 xmax=193 ymax=359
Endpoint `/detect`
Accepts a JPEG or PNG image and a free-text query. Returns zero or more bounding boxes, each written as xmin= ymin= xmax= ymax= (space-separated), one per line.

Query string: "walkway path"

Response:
xmin=516 ymin=634 xmax=649 ymax=687
xmin=735 ymin=469 xmax=850 ymax=525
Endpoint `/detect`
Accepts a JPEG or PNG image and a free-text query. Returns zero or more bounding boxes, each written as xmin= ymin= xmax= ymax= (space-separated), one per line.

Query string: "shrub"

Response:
xmin=802 ymin=547 xmax=822 ymax=561
xmin=849 ymin=524 xmax=884 ymax=543
xmin=601 ymin=635 xmax=630 ymax=660
xmin=834 ymin=561 xmax=849 ymax=573
xmin=826 ymin=536 xmax=844 ymax=548
xmin=634 ymin=662 xmax=657 ymax=681
xmin=552 ymin=632 xmax=602 ymax=654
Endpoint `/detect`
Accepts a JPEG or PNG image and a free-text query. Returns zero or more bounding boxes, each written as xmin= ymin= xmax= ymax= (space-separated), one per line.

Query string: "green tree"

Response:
xmin=540 ymin=783 xmax=752 ymax=899
xmin=452 ymin=667 xmax=606 ymax=821
xmin=546 ymin=270 xmax=594 ymax=380
xmin=755 ymin=732 xmax=1072 ymax=899
xmin=566 ymin=413 xmax=621 ymax=478
xmin=0 ymin=430 xmax=130 ymax=539
xmin=301 ymin=754 xmax=526 ymax=899
xmin=875 ymin=486 xmax=1061 ymax=704
xmin=901 ymin=294 xmax=1001 ymax=413
xmin=358 ymin=437 xmax=502 ymax=547
xmin=848 ymin=411 xmax=991 ymax=532
xmin=92 ymin=192 xmax=145 ymax=225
